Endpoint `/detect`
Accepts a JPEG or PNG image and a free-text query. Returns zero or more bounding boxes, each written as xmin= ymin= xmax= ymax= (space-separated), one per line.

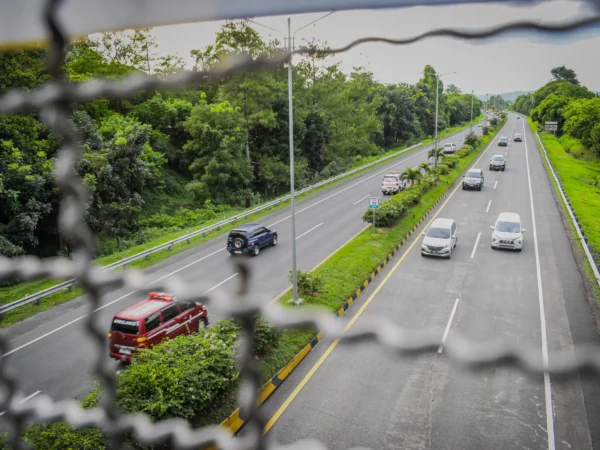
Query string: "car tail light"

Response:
xmin=395 ymin=183 xmax=398 ymax=186
xmin=137 ymin=336 xmax=147 ymax=343
xmin=108 ymin=332 xmax=112 ymax=338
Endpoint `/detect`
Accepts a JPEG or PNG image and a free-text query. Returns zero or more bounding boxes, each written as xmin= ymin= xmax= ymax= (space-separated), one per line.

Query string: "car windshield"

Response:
xmin=426 ymin=227 xmax=451 ymax=239
xmin=111 ymin=318 xmax=139 ymax=335
xmin=516 ymin=134 xmax=521 ymax=137
xmin=229 ymin=230 xmax=247 ymax=240
xmin=496 ymin=221 xmax=521 ymax=233
xmin=493 ymin=156 xmax=504 ymax=161
xmin=383 ymin=177 xmax=398 ymax=183
xmin=466 ymin=171 xmax=480 ymax=178
xmin=499 ymin=138 xmax=507 ymax=141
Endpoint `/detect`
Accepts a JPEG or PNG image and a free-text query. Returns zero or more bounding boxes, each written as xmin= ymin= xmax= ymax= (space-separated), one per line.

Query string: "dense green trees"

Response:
xmin=0 ymin=21 xmax=481 ymax=259
xmin=513 ymin=66 xmax=600 ymax=156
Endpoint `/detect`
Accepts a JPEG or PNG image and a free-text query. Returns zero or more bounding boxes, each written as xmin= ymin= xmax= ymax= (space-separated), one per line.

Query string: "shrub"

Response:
xmin=482 ymin=126 xmax=490 ymax=135
xmin=289 ymin=270 xmax=324 ymax=296
xmin=116 ymin=319 xmax=239 ymax=422
xmin=442 ymin=156 xmax=457 ymax=168
xmin=436 ymin=163 xmax=450 ymax=175
xmin=253 ymin=316 xmax=282 ymax=355
xmin=22 ymin=424 xmax=106 ymax=450
xmin=464 ymin=132 xmax=479 ymax=148
xmin=490 ymin=117 xmax=498 ymax=126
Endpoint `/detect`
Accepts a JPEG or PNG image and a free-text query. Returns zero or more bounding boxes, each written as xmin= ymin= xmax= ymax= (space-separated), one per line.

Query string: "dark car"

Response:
xmin=498 ymin=137 xmax=508 ymax=146
xmin=462 ymin=168 xmax=484 ymax=191
xmin=227 ymin=223 xmax=277 ymax=256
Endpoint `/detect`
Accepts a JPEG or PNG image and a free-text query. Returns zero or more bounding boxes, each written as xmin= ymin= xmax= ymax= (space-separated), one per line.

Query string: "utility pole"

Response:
xmin=433 ymin=71 xmax=458 ymax=169
xmin=286 ymin=18 xmax=301 ymax=305
xmin=470 ymin=89 xmax=474 ymax=134
xmin=247 ymin=13 xmax=333 ymax=305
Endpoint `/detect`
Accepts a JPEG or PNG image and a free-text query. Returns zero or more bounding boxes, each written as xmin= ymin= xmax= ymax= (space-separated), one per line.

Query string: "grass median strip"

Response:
xmin=0 ymin=117 xmax=482 ymax=328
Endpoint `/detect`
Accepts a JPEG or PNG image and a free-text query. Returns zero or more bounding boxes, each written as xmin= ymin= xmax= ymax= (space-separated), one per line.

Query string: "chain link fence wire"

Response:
xmin=1 ymin=0 xmax=600 ymax=448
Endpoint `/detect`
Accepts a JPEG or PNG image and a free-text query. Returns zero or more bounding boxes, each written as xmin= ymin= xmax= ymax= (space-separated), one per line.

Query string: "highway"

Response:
xmin=256 ymin=114 xmax=600 ymax=450
xmin=2 ymin=124 xmax=482 ymax=409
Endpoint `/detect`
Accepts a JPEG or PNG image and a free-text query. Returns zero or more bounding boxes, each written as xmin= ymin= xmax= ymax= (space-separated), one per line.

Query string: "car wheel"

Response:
xmin=502 ymin=168 xmax=505 ymax=171
xmin=233 ymin=238 xmax=244 ymax=249
xmin=454 ymin=237 xmax=458 ymax=248
xmin=421 ymin=252 xmax=426 ymax=257
xmin=198 ymin=318 xmax=207 ymax=331
xmin=491 ymin=245 xmax=496 ymax=250
xmin=462 ymin=185 xmax=465 ymax=190
xmin=252 ymin=246 xmax=260 ymax=257
xmin=478 ymin=185 xmax=482 ymax=191
xmin=447 ymin=249 xmax=452 ymax=260
xmin=516 ymin=248 xmax=522 ymax=252
xmin=271 ymin=235 xmax=278 ymax=246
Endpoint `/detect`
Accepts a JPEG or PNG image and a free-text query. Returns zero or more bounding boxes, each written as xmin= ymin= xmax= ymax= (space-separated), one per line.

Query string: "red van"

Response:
xmin=108 ymin=292 xmax=209 ymax=362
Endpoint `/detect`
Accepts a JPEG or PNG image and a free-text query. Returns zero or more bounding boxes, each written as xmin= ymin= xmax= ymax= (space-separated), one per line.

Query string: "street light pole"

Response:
xmin=433 ymin=71 xmax=457 ymax=169
xmin=246 ymin=14 xmax=332 ymax=304
xmin=434 ymin=75 xmax=440 ymax=169
xmin=287 ymin=18 xmax=301 ymax=305
xmin=470 ymin=89 xmax=474 ymax=134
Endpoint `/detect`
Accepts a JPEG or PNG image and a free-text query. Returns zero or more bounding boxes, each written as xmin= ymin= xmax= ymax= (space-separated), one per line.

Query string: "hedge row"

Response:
xmin=361 ymin=148 xmax=476 ymax=227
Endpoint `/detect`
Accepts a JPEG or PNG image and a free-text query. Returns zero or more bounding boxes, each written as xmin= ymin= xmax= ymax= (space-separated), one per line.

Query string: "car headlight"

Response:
xmin=515 ymin=239 xmax=522 ymax=245
xmin=492 ymin=236 xmax=499 ymax=243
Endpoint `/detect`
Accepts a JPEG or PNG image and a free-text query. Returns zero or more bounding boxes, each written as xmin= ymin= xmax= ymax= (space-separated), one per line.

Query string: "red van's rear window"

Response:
xmin=111 ymin=318 xmax=139 ymax=335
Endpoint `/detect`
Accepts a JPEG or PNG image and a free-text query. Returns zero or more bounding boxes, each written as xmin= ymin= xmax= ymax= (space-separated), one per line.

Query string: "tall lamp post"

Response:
xmin=248 ymin=13 xmax=333 ymax=304
xmin=470 ymin=89 xmax=474 ymax=134
xmin=433 ymin=71 xmax=458 ymax=168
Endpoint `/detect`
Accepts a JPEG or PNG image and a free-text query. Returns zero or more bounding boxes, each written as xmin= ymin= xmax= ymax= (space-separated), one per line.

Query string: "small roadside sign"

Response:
xmin=545 ymin=121 xmax=558 ymax=132
xmin=369 ymin=197 xmax=379 ymax=209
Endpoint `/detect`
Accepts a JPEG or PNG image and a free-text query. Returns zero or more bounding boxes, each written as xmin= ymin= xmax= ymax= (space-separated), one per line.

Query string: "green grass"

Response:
xmin=0 ymin=117 xmax=482 ymax=328
xmin=527 ymin=117 xmax=600 ymax=303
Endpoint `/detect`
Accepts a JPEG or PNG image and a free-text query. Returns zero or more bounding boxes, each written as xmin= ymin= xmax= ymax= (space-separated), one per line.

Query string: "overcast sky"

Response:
xmin=148 ymin=0 xmax=600 ymax=95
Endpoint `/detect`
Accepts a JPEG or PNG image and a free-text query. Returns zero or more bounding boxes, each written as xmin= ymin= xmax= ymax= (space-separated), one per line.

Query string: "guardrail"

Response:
xmin=534 ymin=130 xmax=600 ymax=287
xmin=2 ymin=139 xmax=445 ymax=318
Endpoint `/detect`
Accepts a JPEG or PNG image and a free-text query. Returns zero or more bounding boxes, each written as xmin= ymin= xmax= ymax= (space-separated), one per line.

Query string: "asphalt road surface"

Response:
xmin=255 ymin=114 xmax=600 ymax=450
xmin=1 ymin=123 xmax=483 ymax=414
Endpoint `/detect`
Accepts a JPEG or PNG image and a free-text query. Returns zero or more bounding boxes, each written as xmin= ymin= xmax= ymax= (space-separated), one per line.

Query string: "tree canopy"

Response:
xmin=0 ymin=22 xmax=481 ymax=259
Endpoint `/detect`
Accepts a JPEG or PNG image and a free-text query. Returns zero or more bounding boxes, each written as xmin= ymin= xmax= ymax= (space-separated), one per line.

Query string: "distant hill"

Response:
xmin=475 ymin=91 xmax=534 ymax=102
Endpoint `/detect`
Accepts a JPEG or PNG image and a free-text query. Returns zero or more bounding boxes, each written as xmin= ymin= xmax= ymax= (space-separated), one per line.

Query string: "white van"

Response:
xmin=381 ymin=171 xmax=406 ymax=195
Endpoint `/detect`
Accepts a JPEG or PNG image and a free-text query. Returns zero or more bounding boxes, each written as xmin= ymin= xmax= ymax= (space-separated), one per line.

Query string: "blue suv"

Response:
xmin=227 ymin=224 xmax=278 ymax=257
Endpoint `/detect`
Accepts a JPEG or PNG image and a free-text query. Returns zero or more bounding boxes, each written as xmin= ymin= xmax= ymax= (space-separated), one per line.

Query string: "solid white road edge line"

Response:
xmin=486 ymin=200 xmax=492 ymax=213
xmin=296 ymin=222 xmax=324 ymax=240
xmin=353 ymin=194 xmax=371 ymax=205
xmin=0 ymin=391 xmax=41 ymax=417
xmin=471 ymin=232 xmax=482 ymax=259
xmin=523 ymin=121 xmax=556 ymax=450
xmin=438 ymin=298 xmax=460 ymax=353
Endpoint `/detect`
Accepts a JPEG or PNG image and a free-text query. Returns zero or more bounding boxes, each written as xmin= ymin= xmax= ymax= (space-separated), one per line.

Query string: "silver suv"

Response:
xmin=490 ymin=212 xmax=526 ymax=251
xmin=421 ymin=218 xmax=457 ymax=259
xmin=489 ymin=154 xmax=506 ymax=171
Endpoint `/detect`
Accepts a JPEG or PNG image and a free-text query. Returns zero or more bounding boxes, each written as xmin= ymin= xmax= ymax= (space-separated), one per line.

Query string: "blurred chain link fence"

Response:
xmin=1 ymin=0 xmax=600 ymax=449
